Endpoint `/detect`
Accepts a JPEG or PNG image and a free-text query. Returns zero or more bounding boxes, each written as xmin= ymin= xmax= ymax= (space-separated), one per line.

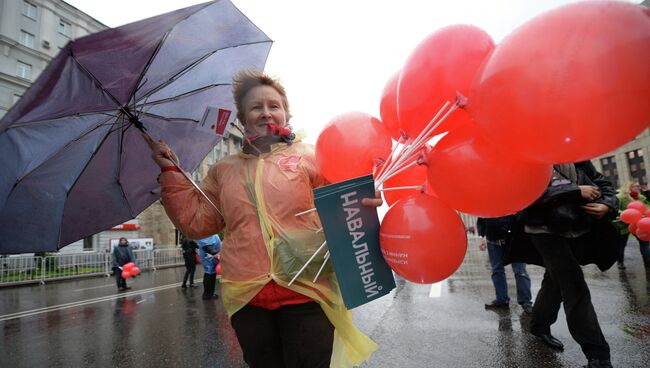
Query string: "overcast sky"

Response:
xmin=65 ymin=0 xmax=642 ymax=143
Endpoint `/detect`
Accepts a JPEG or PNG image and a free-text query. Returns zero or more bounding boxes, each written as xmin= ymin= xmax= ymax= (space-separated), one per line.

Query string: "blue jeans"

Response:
xmin=487 ymin=240 xmax=532 ymax=305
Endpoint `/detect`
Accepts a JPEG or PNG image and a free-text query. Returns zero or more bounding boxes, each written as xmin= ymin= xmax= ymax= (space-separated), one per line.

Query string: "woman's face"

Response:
xmin=631 ymin=183 xmax=640 ymax=194
xmin=242 ymin=85 xmax=287 ymax=136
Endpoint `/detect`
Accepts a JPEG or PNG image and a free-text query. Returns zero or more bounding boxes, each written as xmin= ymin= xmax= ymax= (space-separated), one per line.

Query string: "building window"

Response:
xmin=19 ymin=30 xmax=35 ymax=48
xmin=600 ymin=156 xmax=619 ymax=188
xmin=22 ymin=1 xmax=37 ymax=20
xmin=83 ymin=236 xmax=93 ymax=250
xmin=16 ymin=61 xmax=32 ymax=80
xmin=627 ymin=149 xmax=647 ymax=185
xmin=58 ymin=19 xmax=72 ymax=38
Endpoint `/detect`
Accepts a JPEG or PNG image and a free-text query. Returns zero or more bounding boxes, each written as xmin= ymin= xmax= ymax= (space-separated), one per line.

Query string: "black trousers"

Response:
xmin=203 ymin=273 xmax=216 ymax=298
xmin=530 ymin=233 xmax=610 ymax=360
xmin=182 ymin=258 xmax=196 ymax=286
xmin=231 ymin=302 xmax=334 ymax=368
xmin=113 ymin=267 xmax=126 ymax=289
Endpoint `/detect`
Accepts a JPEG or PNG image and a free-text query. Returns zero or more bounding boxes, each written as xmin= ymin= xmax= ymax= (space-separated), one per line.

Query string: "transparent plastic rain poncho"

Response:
xmin=160 ymin=141 xmax=377 ymax=366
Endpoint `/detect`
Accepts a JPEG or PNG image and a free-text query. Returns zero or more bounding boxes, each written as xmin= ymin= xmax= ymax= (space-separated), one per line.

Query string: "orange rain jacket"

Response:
xmin=159 ymin=141 xmax=377 ymax=367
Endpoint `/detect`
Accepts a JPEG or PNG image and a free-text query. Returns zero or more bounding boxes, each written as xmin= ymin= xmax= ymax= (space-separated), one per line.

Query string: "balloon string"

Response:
xmin=375 ymin=136 xmax=406 ymax=181
xmin=288 ymin=240 xmax=328 ymax=286
xmin=377 ymin=101 xmax=458 ymax=185
xmin=295 ymin=207 xmax=317 ymax=217
xmin=377 ymin=160 xmax=420 ymax=187
xmin=377 ymin=101 xmax=451 ymax=184
xmin=378 ymin=185 xmax=423 ymax=192
xmin=312 ymin=251 xmax=330 ymax=283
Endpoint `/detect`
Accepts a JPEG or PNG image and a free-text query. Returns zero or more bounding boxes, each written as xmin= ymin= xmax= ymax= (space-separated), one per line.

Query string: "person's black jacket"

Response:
xmin=477 ymin=216 xmax=515 ymax=241
xmin=181 ymin=239 xmax=198 ymax=260
xmin=504 ymin=161 xmax=620 ymax=271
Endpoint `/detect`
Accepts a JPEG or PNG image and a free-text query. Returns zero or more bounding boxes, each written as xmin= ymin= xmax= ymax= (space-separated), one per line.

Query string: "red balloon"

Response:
xmin=379 ymin=71 xmax=404 ymax=141
xmin=469 ymin=1 xmax=650 ymax=164
xmin=629 ymin=222 xmax=638 ymax=235
xmin=636 ymin=217 xmax=650 ymax=233
xmin=130 ymin=267 xmax=140 ymax=276
xmin=216 ymin=263 xmax=221 ymax=275
xmin=121 ymin=271 xmax=132 ymax=279
xmin=637 ymin=231 xmax=650 ymax=242
xmin=379 ymin=193 xmax=467 ymax=284
xmin=382 ymin=162 xmax=428 ymax=207
xmin=621 ymin=208 xmax=643 ymax=225
xmin=316 ymin=112 xmax=392 ymax=183
xmin=627 ymin=200 xmax=647 ymax=212
xmin=123 ymin=262 xmax=134 ymax=272
xmin=426 ymin=123 xmax=552 ymax=216
xmin=398 ymin=24 xmax=494 ymax=139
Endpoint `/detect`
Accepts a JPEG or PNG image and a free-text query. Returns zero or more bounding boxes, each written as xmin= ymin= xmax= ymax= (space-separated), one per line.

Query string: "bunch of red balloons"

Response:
xmin=121 ymin=262 xmax=140 ymax=279
xmin=315 ymin=1 xmax=650 ymax=285
xmin=621 ymin=201 xmax=650 ymax=241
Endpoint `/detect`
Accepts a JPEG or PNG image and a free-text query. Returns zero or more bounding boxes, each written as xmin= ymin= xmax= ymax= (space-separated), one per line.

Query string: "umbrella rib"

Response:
xmin=137 ymin=83 xmax=228 ymax=107
xmin=129 ymin=0 xmax=219 ymax=103
xmin=70 ymin=53 xmax=127 ymax=113
xmin=12 ymin=115 xmax=118 ymax=186
xmin=139 ymin=112 xmax=198 ymax=123
xmin=57 ymin=122 xmax=129 ymax=248
xmin=136 ymin=40 xmax=273 ymax=103
xmin=7 ymin=110 xmax=119 ymax=128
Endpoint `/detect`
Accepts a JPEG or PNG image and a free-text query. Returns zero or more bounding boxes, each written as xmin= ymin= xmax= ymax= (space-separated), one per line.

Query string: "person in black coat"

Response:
xmin=180 ymin=235 xmax=199 ymax=288
xmin=516 ymin=161 xmax=618 ymax=368
xmin=112 ymin=237 xmax=136 ymax=291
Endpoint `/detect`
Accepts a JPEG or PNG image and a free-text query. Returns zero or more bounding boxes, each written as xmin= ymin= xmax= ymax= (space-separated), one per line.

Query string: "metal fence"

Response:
xmin=0 ymin=248 xmax=184 ymax=287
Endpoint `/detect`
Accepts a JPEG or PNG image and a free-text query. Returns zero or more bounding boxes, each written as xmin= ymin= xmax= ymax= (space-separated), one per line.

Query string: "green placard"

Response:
xmin=314 ymin=175 xmax=396 ymax=309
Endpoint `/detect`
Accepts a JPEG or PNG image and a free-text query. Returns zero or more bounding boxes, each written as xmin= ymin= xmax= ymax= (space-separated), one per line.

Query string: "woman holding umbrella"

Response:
xmin=145 ymin=70 xmax=380 ymax=368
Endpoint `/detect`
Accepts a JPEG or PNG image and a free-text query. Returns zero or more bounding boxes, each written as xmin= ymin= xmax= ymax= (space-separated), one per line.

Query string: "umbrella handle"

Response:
xmin=142 ymin=132 xmax=224 ymax=218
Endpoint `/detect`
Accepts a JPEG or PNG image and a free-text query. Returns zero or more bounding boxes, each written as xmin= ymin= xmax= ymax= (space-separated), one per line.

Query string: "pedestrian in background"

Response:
xmin=181 ymin=235 xmax=198 ymax=288
xmin=518 ymin=162 xmax=618 ymax=368
xmin=614 ymin=181 xmax=650 ymax=269
xmin=198 ymin=234 xmax=221 ymax=300
xmin=112 ymin=237 xmax=135 ymax=291
xmin=477 ymin=215 xmax=533 ymax=313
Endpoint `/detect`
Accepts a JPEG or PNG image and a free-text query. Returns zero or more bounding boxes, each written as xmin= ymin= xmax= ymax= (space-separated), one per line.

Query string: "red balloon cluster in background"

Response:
xmin=121 ymin=262 xmax=139 ymax=279
xmin=379 ymin=193 xmax=467 ymax=284
xmin=622 ymin=201 xmax=650 ymax=241
xmin=315 ymin=112 xmax=392 ymax=183
xmin=397 ymin=24 xmax=494 ymax=139
xmin=468 ymin=1 xmax=650 ymax=164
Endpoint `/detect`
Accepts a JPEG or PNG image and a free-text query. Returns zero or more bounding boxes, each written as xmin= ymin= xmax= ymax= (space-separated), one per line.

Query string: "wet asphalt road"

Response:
xmin=1 ymin=236 xmax=649 ymax=368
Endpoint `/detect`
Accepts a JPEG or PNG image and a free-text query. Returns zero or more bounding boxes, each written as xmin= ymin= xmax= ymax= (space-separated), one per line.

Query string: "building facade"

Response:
xmin=0 ymin=0 xmax=106 ymax=118
xmin=590 ymin=0 xmax=650 ymax=189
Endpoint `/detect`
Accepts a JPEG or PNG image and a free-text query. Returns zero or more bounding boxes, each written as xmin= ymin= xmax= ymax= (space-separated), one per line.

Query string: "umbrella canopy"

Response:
xmin=0 ymin=0 xmax=272 ymax=254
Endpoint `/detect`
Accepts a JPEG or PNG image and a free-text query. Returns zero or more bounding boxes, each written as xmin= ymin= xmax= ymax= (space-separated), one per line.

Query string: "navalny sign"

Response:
xmin=313 ymin=175 xmax=395 ymax=309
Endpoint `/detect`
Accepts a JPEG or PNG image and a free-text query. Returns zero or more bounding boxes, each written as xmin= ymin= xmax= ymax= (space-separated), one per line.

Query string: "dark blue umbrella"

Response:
xmin=0 ymin=0 xmax=272 ymax=254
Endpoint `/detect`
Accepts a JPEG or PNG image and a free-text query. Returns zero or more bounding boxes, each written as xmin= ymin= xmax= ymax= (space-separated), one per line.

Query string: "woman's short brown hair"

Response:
xmin=232 ymin=69 xmax=291 ymax=124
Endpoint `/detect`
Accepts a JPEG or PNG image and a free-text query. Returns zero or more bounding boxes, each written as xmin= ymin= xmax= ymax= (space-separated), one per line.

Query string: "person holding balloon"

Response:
xmin=615 ymin=181 xmax=650 ymax=269
xmin=518 ymin=162 xmax=618 ymax=368
xmin=145 ymin=69 xmax=380 ymax=368
xmin=112 ymin=237 xmax=136 ymax=291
